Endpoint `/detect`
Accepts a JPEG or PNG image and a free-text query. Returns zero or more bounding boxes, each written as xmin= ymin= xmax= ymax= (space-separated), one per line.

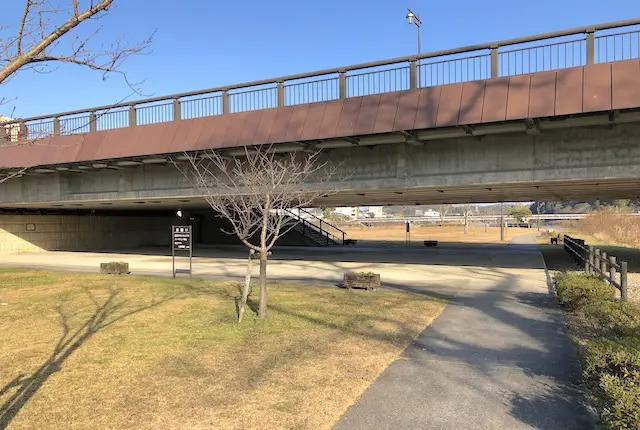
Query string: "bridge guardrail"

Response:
xmin=3 ymin=19 xmax=640 ymax=142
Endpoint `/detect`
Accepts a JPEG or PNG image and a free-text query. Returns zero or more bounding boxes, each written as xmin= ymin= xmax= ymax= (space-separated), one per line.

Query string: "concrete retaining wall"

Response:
xmin=0 ymin=214 xmax=173 ymax=253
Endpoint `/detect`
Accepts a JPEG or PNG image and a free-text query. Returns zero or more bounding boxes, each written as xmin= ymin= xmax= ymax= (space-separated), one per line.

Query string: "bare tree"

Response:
xmin=438 ymin=204 xmax=452 ymax=224
xmin=173 ymin=147 xmax=338 ymax=321
xmin=0 ymin=1 xmax=152 ymax=87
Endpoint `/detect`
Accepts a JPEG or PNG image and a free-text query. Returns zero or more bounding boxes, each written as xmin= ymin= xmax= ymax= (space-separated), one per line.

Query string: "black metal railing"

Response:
xmin=564 ymin=235 xmax=629 ymax=301
xmin=286 ymin=208 xmax=346 ymax=245
xmin=3 ymin=19 xmax=640 ymax=141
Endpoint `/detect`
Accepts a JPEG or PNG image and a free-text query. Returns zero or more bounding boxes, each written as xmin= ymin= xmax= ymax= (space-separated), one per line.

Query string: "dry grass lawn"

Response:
xmin=341 ymin=225 xmax=532 ymax=244
xmin=0 ymin=270 xmax=445 ymax=430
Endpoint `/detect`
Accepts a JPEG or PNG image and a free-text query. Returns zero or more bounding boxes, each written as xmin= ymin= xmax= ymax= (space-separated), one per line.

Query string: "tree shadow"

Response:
xmin=0 ymin=287 xmax=170 ymax=429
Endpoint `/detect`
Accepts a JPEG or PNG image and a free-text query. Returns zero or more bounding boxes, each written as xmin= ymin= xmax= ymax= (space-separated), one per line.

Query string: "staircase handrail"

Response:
xmin=294 ymin=208 xmax=347 ymax=244
xmin=285 ymin=208 xmax=346 ymax=245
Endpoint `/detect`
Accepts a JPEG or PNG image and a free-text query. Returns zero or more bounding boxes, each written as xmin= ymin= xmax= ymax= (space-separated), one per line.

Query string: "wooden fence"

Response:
xmin=563 ymin=235 xmax=629 ymax=301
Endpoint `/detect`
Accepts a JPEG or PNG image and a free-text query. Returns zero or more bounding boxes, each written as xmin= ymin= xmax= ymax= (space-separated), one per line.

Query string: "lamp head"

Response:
xmin=406 ymin=11 xmax=415 ymax=24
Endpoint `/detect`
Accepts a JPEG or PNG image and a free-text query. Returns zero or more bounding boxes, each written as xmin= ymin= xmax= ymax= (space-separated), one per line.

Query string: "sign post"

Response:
xmin=172 ymin=225 xmax=192 ymax=278
xmin=405 ymin=221 xmax=411 ymax=244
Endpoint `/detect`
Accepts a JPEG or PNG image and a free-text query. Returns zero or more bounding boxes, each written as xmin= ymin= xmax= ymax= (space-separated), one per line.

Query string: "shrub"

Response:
xmin=583 ymin=299 xmax=640 ymax=337
xmin=555 ymin=273 xmax=615 ymax=310
xmin=584 ymin=337 xmax=640 ymax=429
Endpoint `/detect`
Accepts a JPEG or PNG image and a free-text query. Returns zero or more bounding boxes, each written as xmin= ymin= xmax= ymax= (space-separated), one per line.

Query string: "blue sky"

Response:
xmin=1 ymin=0 xmax=638 ymax=118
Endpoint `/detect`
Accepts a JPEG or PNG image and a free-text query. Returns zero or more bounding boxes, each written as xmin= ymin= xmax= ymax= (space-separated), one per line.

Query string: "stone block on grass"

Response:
xmin=100 ymin=261 xmax=130 ymax=275
xmin=344 ymin=272 xmax=380 ymax=291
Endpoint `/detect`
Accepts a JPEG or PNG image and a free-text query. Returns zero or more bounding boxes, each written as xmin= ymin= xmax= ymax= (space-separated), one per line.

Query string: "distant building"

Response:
xmin=332 ymin=206 xmax=385 ymax=219
xmin=0 ymin=116 xmax=23 ymax=142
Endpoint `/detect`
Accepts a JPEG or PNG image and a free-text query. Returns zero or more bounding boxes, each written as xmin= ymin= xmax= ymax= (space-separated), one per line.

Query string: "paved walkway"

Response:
xmin=335 ymin=240 xmax=596 ymax=429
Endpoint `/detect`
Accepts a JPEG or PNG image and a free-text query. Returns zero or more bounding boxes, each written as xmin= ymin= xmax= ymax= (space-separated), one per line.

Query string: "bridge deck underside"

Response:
xmin=1 ymin=178 xmax=637 ymax=211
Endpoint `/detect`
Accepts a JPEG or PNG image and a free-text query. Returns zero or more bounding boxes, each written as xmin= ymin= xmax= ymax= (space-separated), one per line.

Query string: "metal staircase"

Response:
xmin=285 ymin=208 xmax=346 ymax=247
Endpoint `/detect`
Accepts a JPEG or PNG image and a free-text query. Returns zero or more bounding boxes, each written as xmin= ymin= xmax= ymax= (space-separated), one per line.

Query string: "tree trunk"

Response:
xmin=258 ymin=248 xmax=268 ymax=319
xmin=238 ymin=251 xmax=254 ymax=324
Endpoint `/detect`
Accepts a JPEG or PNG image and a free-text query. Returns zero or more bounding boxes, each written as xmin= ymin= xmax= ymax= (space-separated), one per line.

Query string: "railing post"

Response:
xmin=409 ymin=61 xmax=418 ymax=90
xmin=588 ymin=246 xmax=594 ymax=276
xmin=89 ymin=111 xmax=97 ymax=133
xmin=339 ymin=72 xmax=347 ymax=99
xmin=609 ymin=256 xmax=617 ymax=295
xmin=586 ymin=32 xmax=595 ymax=65
xmin=595 ymin=248 xmax=601 ymax=274
xmin=19 ymin=123 xmax=27 ymax=140
xmin=53 ymin=117 xmax=61 ymax=136
xmin=621 ymin=261 xmax=628 ymax=301
xmin=584 ymin=247 xmax=590 ymax=274
xmin=491 ymin=48 xmax=499 ymax=78
xmin=277 ymin=82 xmax=285 ymax=107
xmin=601 ymin=252 xmax=608 ymax=279
xmin=173 ymin=98 xmax=181 ymax=121
xmin=128 ymin=105 xmax=137 ymax=128
xmin=222 ymin=91 xmax=230 ymax=114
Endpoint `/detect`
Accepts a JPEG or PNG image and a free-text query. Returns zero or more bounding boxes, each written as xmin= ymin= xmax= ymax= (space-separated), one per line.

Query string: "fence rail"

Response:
xmin=4 ymin=19 xmax=640 ymax=141
xmin=564 ymin=235 xmax=629 ymax=301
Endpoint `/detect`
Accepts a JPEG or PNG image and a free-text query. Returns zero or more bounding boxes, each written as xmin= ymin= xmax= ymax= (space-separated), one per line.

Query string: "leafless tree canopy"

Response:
xmin=173 ymin=146 xmax=339 ymax=320
xmin=175 ymin=147 xmax=338 ymax=252
xmin=0 ymin=0 xmax=152 ymax=89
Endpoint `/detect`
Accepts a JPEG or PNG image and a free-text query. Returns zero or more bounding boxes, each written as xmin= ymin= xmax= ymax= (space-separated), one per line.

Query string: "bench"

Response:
xmin=423 ymin=240 xmax=438 ymax=247
xmin=550 ymin=237 xmax=558 ymax=244
xmin=343 ymin=239 xmax=358 ymax=245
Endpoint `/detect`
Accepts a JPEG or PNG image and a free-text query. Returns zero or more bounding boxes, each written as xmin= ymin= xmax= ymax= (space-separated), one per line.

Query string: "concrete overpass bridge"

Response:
xmin=0 ymin=20 xmax=640 ymax=251
xmin=1 ymin=19 xmax=640 ymax=210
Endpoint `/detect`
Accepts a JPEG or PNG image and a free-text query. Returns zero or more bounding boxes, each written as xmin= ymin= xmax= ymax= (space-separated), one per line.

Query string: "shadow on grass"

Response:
xmin=0 ymin=287 xmax=170 ymax=429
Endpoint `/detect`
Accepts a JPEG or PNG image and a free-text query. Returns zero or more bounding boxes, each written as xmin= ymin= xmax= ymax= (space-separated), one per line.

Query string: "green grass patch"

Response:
xmin=555 ymin=273 xmax=640 ymax=429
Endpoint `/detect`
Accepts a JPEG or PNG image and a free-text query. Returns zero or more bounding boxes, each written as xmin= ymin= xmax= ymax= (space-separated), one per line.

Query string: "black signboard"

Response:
xmin=173 ymin=226 xmax=192 ymax=251
xmin=172 ymin=225 xmax=192 ymax=278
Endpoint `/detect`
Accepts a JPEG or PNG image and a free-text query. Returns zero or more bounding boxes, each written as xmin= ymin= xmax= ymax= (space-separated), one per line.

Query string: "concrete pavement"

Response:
xmin=335 ymin=240 xmax=595 ymax=429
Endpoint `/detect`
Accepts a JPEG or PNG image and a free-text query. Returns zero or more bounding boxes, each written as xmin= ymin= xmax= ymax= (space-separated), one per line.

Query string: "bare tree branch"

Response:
xmin=0 ymin=0 xmax=153 ymax=92
xmin=0 ymin=167 xmax=28 ymax=185
xmin=172 ymin=146 xmax=340 ymax=320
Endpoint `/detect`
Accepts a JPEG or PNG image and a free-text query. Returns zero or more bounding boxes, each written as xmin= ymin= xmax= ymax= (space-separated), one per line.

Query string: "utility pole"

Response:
xmin=406 ymin=9 xmax=422 ymax=87
xmin=464 ymin=204 xmax=469 ymax=235
xmin=500 ymin=202 xmax=505 ymax=241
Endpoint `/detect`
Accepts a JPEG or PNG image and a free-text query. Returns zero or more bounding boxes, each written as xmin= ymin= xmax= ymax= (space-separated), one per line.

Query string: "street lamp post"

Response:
xmin=406 ymin=8 xmax=422 ymax=87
